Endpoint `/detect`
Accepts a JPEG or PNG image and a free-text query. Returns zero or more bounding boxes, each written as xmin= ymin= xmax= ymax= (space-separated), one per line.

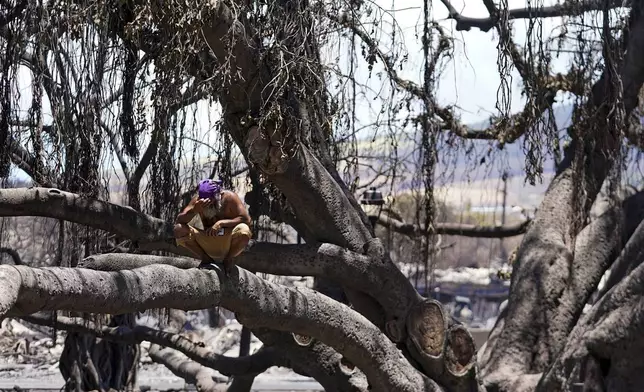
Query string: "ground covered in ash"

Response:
xmin=0 ymin=310 xmax=311 ymax=391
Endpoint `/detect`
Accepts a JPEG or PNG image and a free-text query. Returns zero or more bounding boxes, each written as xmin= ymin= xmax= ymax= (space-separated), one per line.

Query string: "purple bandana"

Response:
xmin=198 ymin=179 xmax=223 ymax=199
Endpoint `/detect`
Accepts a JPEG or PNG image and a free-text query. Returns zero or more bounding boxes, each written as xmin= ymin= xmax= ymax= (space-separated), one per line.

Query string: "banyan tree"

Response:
xmin=2 ymin=0 xmax=644 ymax=391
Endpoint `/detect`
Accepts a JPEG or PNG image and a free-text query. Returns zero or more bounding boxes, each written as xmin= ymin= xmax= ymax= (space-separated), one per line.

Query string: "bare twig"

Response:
xmin=439 ymin=0 xmax=631 ymax=32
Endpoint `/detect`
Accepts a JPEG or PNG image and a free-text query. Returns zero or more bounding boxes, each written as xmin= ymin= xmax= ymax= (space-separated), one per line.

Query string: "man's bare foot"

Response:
xmin=198 ymin=258 xmax=223 ymax=273
xmin=198 ymin=257 xmax=214 ymax=267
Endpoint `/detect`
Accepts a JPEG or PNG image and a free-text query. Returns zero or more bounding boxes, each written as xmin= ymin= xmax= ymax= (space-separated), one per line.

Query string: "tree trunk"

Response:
xmin=59 ymin=313 xmax=139 ymax=391
xmin=479 ymin=4 xmax=644 ymax=389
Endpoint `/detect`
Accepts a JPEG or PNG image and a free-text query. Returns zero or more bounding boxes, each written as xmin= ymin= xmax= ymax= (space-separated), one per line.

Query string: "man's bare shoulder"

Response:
xmin=221 ymin=190 xmax=242 ymax=202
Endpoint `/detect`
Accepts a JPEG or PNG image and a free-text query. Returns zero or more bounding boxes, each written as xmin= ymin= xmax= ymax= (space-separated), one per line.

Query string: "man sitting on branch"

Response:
xmin=174 ymin=178 xmax=252 ymax=275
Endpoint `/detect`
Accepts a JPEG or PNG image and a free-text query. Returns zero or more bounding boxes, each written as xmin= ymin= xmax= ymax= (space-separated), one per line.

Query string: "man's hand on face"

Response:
xmin=193 ymin=198 xmax=211 ymax=214
xmin=207 ymin=221 xmax=223 ymax=236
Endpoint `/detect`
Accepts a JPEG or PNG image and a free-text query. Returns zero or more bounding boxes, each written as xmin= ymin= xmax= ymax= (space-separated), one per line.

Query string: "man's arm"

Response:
xmin=215 ymin=192 xmax=251 ymax=228
xmin=176 ymin=196 xmax=198 ymax=224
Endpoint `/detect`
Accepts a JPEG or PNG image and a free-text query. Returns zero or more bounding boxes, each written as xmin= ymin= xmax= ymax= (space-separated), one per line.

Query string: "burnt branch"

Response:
xmin=329 ymin=12 xmax=425 ymax=98
xmin=331 ymin=7 xmax=577 ymax=144
xmin=440 ymin=0 xmax=631 ymax=32
xmin=377 ymin=213 xmax=531 ymax=238
xmin=434 ymin=82 xmax=565 ymax=143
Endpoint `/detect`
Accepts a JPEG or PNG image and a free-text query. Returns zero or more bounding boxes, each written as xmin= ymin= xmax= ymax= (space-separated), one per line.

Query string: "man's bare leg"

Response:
xmin=173 ymin=223 xmax=212 ymax=263
xmin=221 ymin=232 xmax=251 ymax=276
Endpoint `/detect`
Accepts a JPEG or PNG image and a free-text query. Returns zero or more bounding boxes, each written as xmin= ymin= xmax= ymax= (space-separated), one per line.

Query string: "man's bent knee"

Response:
xmin=231 ymin=223 xmax=252 ymax=239
xmin=173 ymin=223 xmax=190 ymax=239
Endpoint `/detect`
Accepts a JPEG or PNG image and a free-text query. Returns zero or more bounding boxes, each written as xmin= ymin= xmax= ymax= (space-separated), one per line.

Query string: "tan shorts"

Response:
xmin=176 ymin=223 xmax=252 ymax=260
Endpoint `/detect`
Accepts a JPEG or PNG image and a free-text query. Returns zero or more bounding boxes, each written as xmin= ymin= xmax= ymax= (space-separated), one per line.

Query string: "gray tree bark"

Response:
xmin=479 ymin=3 xmax=644 ymax=390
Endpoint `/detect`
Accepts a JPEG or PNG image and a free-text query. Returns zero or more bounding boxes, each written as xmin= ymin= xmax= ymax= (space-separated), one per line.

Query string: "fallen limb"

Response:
xmin=21 ymin=313 xmax=279 ymax=377
xmin=148 ymin=344 xmax=224 ymax=392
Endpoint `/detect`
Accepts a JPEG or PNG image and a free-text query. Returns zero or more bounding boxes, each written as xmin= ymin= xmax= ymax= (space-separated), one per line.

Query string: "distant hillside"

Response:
xmin=342 ymin=104 xmax=575 ymax=208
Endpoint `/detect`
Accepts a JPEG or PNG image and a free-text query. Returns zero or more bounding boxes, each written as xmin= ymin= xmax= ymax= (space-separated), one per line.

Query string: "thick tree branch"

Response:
xmin=440 ymin=0 xmax=631 ymax=32
xmin=542 ymin=199 xmax=624 ymax=357
xmin=596 ymin=215 xmax=644 ymax=299
xmin=376 ymin=213 xmax=531 ymax=238
xmin=0 ymin=264 xmax=221 ymax=317
xmin=82 ymin=242 xmax=422 ymax=345
xmin=221 ymin=268 xmax=437 ymax=391
xmin=79 ymin=253 xmax=198 ymax=270
xmin=0 ymin=187 xmax=173 ymax=246
xmin=0 ymin=264 xmax=436 ymax=391
xmin=7 ymin=136 xmax=55 ymax=187
xmin=0 ymin=247 xmax=22 ymax=265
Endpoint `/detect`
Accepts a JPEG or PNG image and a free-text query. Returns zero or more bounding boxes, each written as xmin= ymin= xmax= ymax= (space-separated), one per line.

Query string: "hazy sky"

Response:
xmin=370 ymin=0 xmax=571 ymax=124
